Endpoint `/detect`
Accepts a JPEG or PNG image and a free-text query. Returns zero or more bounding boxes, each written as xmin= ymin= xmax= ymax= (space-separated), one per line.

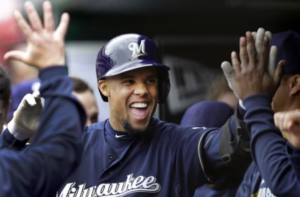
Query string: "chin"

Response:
xmin=123 ymin=119 xmax=151 ymax=136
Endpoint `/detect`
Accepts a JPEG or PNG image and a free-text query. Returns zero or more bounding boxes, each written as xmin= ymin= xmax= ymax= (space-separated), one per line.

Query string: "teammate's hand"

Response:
xmin=230 ymin=32 xmax=284 ymax=100
xmin=274 ymin=110 xmax=300 ymax=149
xmin=4 ymin=1 xmax=69 ymax=69
xmin=8 ymin=92 xmax=43 ymax=140
xmin=221 ymin=28 xmax=277 ymax=100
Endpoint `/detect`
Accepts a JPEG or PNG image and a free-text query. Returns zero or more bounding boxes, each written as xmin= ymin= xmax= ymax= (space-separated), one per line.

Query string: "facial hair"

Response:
xmin=120 ymin=119 xmax=152 ymax=138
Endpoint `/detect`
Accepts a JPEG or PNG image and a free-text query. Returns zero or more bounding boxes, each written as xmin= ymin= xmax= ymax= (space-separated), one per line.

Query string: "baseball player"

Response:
xmin=57 ymin=32 xmax=280 ymax=196
xmin=1 ymin=2 xmax=283 ymax=196
xmin=235 ymin=30 xmax=300 ymax=197
xmin=0 ymin=1 xmax=86 ymax=196
xmin=71 ymin=76 xmax=99 ymax=126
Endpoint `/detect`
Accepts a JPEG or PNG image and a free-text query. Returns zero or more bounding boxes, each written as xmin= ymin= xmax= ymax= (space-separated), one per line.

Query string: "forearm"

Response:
xmin=244 ymin=94 xmax=300 ymax=196
xmin=199 ymin=110 xmax=251 ymax=183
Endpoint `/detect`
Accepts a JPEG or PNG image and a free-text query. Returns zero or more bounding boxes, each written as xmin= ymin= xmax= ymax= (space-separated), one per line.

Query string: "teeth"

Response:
xmin=131 ymin=103 xmax=147 ymax=108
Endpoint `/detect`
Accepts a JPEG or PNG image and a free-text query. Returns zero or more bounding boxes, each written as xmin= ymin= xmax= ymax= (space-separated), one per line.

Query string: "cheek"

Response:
xmin=149 ymin=86 xmax=159 ymax=100
xmin=110 ymin=88 xmax=131 ymax=111
xmin=272 ymin=86 xmax=287 ymax=112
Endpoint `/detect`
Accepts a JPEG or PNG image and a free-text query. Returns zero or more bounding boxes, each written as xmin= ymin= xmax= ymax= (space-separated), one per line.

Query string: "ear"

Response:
xmin=98 ymin=80 xmax=110 ymax=97
xmin=290 ymin=75 xmax=300 ymax=96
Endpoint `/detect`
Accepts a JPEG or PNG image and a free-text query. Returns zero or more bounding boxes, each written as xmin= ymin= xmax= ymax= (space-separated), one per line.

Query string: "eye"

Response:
xmin=146 ymin=78 xmax=157 ymax=85
xmin=122 ymin=80 xmax=134 ymax=85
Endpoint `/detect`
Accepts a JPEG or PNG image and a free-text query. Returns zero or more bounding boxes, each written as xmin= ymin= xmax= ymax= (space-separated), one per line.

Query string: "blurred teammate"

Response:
xmin=181 ymin=73 xmax=237 ymax=127
xmin=0 ymin=1 xmax=86 ymax=196
xmin=181 ymin=101 xmax=233 ymax=127
xmin=236 ymin=30 xmax=300 ymax=197
xmin=71 ymin=76 xmax=98 ymax=126
xmin=206 ymin=73 xmax=238 ymax=110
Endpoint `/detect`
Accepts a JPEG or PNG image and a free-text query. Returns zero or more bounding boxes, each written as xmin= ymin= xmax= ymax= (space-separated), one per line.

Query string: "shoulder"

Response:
xmin=151 ymin=118 xmax=210 ymax=141
xmin=81 ymin=120 xmax=106 ymax=143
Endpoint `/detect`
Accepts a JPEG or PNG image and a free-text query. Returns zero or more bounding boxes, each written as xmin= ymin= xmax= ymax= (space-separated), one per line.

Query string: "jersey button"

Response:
xmin=108 ymin=153 xmax=114 ymax=160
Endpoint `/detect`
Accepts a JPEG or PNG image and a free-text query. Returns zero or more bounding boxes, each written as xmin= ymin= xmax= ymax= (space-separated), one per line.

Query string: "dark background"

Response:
xmin=59 ymin=0 xmax=300 ymax=123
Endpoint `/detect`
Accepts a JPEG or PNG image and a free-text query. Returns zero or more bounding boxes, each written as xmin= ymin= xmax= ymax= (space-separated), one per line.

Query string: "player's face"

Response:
xmin=272 ymin=75 xmax=292 ymax=112
xmin=104 ymin=67 xmax=158 ymax=133
xmin=73 ymin=90 xmax=98 ymax=126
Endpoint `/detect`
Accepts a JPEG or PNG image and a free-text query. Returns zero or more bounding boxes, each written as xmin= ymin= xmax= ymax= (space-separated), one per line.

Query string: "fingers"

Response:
xmin=239 ymin=37 xmax=248 ymax=66
xmin=258 ymin=36 xmax=270 ymax=71
xmin=268 ymin=46 xmax=278 ymax=77
xmin=273 ymin=60 xmax=285 ymax=87
xmin=252 ymin=32 xmax=257 ymax=41
xmin=246 ymin=31 xmax=256 ymax=67
xmin=24 ymin=94 xmax=37 ymax=106
xmin=265 ymin=31 xmax=272 ymax=41
xmin=32 ymin=91 xmax=41 ymax=98
xmin=255 ymin=28 xmax=265 ymax=55
xmin=3 ymin=51 xmax=26 ymax=62
xmin=221 ymin=61 xmax=234 ymax=77
xmin=43 ymin=1 xmax=54 ymax=32
xmin=274 ymin=110 xmax=300 ymax=132
xmin=231 ymin=51 xmax=241 ymax=73
xmin=25 ymin=1 xmax=43 ymax=32
xmin=56 ymin=13 xmax=70 ymax=39
xmin=13 ymin=10 xmax=33 ymax=41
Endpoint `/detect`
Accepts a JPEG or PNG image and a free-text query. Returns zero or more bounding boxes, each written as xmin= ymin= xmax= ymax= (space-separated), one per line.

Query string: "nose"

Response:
xmin=134 ymin=82 xmax=148 ymax=96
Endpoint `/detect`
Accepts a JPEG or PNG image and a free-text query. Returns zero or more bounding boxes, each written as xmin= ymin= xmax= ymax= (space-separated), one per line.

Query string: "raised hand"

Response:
xmin=221 ymin=28 xmax=278 ymax=100
xmin=274 ymin=110 xmax=300 ymax=149
xmin=4 ymin=1 xmax=69 ymax=69
xmin=230 ymin=32 xmax=284 ymax=100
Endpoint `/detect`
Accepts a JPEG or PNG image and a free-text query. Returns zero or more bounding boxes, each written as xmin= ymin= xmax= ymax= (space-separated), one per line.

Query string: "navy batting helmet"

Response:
xmin=96 ymin=34 xmax=170 ymax=103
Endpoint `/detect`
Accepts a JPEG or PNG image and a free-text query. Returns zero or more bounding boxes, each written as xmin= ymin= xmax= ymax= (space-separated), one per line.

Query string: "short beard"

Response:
xmin=120 ymin=119 xmax=151 ymax=138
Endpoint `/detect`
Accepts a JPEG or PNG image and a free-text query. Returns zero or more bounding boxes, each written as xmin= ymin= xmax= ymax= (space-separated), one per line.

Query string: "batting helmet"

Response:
xmin=96 ymin=34 xmax=170 ymax=103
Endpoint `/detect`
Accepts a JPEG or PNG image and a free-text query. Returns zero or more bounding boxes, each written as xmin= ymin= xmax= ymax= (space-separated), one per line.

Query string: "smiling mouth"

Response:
xmin=130 ymin=102 xmax=149 ymax=119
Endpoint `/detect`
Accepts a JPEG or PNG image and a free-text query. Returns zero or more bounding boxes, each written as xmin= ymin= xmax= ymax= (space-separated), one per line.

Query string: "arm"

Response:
xmin=0 ymin=67 xmax=86 ymax=196
xmin=244 ymin=98 xmax=300 ymax=197
xmin=0 ymin=1 xmax=86 ymax=196
xmin=197 ymin=107 xmax=251 ymax=184
xmin=172 ymin=106 xmax=251 ymax=196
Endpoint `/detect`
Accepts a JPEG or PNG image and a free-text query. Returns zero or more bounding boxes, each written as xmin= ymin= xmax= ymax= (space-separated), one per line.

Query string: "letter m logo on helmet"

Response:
xmin=95 ymin=34 xmax=170 ymax=103
xmin=128 ymin=39 xmax=147 ymax=60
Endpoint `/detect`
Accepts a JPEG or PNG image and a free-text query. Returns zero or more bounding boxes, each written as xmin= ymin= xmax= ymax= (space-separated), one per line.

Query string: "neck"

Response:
xmin=109 ymin=117 xmax=126 ymax=132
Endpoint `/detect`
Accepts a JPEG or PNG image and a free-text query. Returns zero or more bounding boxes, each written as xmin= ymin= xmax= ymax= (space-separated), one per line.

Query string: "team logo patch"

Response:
xmin=128 ymin=39 xmax=147 ymax=59
xmin=58 ymin=174 xmax=161 ymax=197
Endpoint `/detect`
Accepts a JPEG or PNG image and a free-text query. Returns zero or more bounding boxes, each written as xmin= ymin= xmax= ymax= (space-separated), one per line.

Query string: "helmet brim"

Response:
xmin=100 ymin=59 xmax=170 ymax=79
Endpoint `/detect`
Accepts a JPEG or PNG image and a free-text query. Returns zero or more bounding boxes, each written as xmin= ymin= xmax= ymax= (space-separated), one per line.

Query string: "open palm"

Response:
xmin=4 ymin=1 xmax=69 ymax=69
